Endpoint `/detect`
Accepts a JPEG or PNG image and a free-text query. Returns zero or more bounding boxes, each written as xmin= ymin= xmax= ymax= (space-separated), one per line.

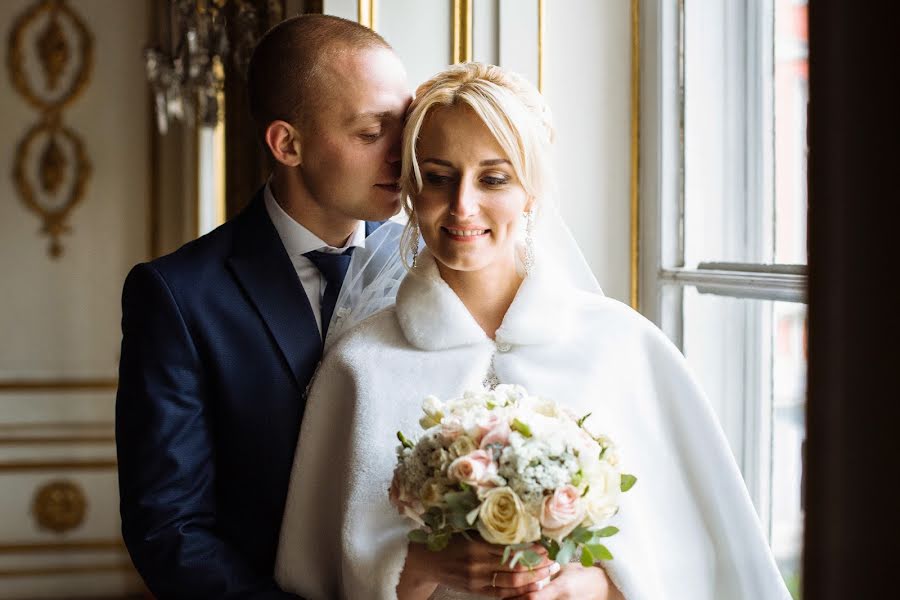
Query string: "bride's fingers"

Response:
xmin=487 ymin=561 xmax=560 ymax=590
xmin=483 ymin=574 xmax=553 ymax=598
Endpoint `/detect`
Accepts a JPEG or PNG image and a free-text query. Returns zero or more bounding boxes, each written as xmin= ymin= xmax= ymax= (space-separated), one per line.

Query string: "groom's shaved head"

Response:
xmin=247 ymin=14 xmax=392 ymax=137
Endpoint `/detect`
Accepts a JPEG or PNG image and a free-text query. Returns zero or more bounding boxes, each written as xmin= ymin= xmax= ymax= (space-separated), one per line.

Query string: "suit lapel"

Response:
xmin=226 ymin=193 xmax=321 ymax=392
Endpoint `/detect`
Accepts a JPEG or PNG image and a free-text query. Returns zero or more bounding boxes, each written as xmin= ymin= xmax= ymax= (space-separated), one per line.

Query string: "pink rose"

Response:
xmin=479 ymin=422 xmax=512 ymax=449
xmin=389 ymin=471 xmax=425 ymax=526
xmin=474 ymin=412 xmax=503 ymax=439
xmin=540 ymin=485 xmax=586 ymax=542
xmin=441 ymin=417 xmax=465 ymax=441
xmin=447 ymin=450 xmax=496 ymax=486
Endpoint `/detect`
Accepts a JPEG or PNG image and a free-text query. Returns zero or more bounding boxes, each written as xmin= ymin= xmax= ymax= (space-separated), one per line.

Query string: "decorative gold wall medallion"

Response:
xmin=31 ymin=479 xmax=87 ymax=533
xmin=7 ymin=0 xmax=94 ymax=258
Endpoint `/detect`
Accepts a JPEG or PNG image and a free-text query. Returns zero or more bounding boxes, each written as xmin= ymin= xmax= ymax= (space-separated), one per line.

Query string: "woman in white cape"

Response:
xmin=275 ymin=63 xmax=791 ymax=600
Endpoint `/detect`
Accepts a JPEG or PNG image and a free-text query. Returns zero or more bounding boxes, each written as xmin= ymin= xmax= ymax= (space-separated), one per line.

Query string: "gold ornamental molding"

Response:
xmin=0 ymin=539 xmax=124 ymax=554
xmin=358 ymin=0 xmax=376 ymax=30
xmin=31 ymin=479 xmax=87 ymax=534
xmin=452 ymin=0 xmax=473 ymax=64
xmin=0 ymin=562 xmax=134 ymax=579
xmin=7 ymin=0 xmax=94 ymax=258
xmin=0 ymin=458 xmax=116 ymax=473
xmin=0 ymin=378 xmax=117 ymax=392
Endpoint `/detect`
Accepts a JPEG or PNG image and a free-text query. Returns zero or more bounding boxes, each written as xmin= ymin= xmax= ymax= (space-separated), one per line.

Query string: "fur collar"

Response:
xmin=395 ymin=249 xmax=575 ymax=351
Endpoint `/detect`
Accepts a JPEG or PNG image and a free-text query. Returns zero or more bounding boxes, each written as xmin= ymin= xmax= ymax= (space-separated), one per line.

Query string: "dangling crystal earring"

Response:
xmin=410 ymin=221 xmax=420 ymax=268
xmin=523 ymin=210 xmax=536 ymax=275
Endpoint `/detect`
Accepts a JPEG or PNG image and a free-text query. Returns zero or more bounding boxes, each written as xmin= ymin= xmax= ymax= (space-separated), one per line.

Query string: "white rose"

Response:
xmin=582 ymin=463 xmax=622 ymax=526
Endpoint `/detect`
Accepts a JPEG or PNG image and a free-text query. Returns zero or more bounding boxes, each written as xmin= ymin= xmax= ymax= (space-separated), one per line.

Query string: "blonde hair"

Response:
xmin=399 ymin=62 xmax=555 ymax=267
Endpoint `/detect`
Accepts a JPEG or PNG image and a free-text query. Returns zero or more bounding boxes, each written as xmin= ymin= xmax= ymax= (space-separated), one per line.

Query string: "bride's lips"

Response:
xmin=441 ymin=226 xmax=490 ymax=242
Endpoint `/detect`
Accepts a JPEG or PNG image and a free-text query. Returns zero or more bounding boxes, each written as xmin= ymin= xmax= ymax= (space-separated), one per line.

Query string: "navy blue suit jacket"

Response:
xmin=116 ymin=191 xmax=379 ymax=599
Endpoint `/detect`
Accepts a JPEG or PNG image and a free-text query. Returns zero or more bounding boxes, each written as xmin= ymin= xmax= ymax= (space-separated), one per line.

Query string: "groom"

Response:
xmin=116 ymin=15 xmax=410 ymax=598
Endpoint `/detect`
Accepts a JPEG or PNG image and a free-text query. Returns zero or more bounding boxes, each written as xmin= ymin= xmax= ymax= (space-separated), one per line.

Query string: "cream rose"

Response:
xmin=540 ymin=485 xmax=586 ymax=542
xmin=447 ymin=450 xmax=495 ymax=486
xmin=582 ymin=463 xmax=622 ymax=526
xmin=477 ymin=487 xmax=541 ymax=545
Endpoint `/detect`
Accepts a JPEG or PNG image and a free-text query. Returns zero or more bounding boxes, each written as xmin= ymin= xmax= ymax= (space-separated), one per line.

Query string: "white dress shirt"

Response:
xmin=264 ymin=183 xmax=366 ymax=336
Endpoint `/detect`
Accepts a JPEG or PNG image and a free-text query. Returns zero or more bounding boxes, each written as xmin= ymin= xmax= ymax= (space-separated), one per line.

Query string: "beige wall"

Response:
xmin=0 ymin=0 xmax=148 ymax=595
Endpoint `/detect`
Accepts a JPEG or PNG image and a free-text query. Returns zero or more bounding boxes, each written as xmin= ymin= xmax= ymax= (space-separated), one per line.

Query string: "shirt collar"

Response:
xmin=264 ymin=181 xmax=366 ymax=256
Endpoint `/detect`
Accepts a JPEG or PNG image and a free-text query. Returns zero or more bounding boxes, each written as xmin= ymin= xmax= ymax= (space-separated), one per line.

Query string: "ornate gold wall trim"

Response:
xmin=452 ymin=0 xmax=472 ymax=63
xmin=357 ymin=0 xmax=376 ymax=29
xmin=0 ymin=459 xmax=116 ymax=473
xmin=7 ymin=0 xmax=95 ymax=258
xmin=630 ymin=0 xmax=641 ymax=310
xmin=0 ymin=563 xmax=134 ymax=578
xmin=0 ymin=379 xmax=117 ymax=392
xmin=0 ymin=539 xmax=124 ymax=554
xmin=0 ymin=435 xmax=114 ymax=445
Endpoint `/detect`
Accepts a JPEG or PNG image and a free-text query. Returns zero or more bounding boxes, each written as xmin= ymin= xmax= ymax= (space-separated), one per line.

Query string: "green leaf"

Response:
xmin=501 ymin=545 xmax=513 ymax=566
xmin=544 ymin=538 xmax=561 ymax=561
xmin=556 ymin=539 xmax=576 ymax=565
xmin=571 ymin=469 xmax=583 ymax=487
xmin=509 ymin=550 xmax=524 ymax=569
xmin=581 ymin=484 xmax=590 ymax=497
xmin=571 ymin=527 xmax=593 ymax=545
xmin=408 ymin=529 xmax=428 ymax=544
xmin=511 ymin=418 xmax=532 ymax=437
xmin=520 ymin=550 xmax=543 ymax=569
xmin=466 ymin=506 xmax=480 ymax=526
xmin=397 ymin=431 xmax=414 ymax=449
xmin=598 ymin=446 xmax=608 ymax=460
xmin=620 ymin=474 xmax=637 ymax=492
xmin=577 ymin=412 xmax=593 ymax=428
xmin=427 ymin=531 xmax=450 ymax=552
xmin=586 ymin=543 xmax=613 ymax=561
xmin=580 ymin=545 xmax=595 ymax=567
xmin=593 ymin=526 xmax=619 ymax=538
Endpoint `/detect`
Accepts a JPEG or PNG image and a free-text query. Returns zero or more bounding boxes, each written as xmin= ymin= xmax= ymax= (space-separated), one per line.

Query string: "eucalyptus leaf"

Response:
xmin=427 ymin=531 xmax=450 ymax=552
xmin=520 ymin=550 xmax=543 ymax=569
xmin=580 ymin=545 xmax=595 ymax=567
xmin=593 ymin=526 xmax=619 ymax=538
xmin=620 ymin=474 xmax=637 ymax=492
xmin=466 ymin=506 xmax=480 ymax=526
xmin=501 ymin=545 xmax=512 ymax=566
xmin=408 ymin=529 xmax=428 ymax=544
xmin=509 ymin=550 xmax=524 ymax=569
xmin=571 ymin=527 xmax=593 ymax=545
xmin=586 ymin=543 xmax=614 ymax=561
xmin=556 ymin=539 xmax=576 ymax=565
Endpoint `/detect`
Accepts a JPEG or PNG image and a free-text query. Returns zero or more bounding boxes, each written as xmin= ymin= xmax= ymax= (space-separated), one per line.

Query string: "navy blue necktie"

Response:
xmin=303 ymin=247 xmax=355 ymax=340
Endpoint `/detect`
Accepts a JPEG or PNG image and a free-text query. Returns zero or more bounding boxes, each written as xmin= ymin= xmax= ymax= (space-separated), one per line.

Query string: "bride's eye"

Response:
xmin=481 ymin=174 xmax=510 ymax=187
xmin=424 ymin=172 xmax=454 ymax=186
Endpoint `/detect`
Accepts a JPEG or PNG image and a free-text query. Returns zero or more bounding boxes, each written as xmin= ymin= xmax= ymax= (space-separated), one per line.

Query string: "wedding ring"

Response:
xmin=492 ymin=572 xmax=498 ymax=588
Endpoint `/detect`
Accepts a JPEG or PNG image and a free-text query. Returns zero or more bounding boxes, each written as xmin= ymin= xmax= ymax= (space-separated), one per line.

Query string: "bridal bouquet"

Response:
xmin=389 ymin=384 xmax=636 ymax=568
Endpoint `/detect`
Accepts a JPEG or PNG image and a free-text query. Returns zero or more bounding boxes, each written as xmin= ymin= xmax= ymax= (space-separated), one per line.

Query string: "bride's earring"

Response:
xmin=523 ymin=209 xmax=536 ymax=275
xmin=410 ymin=221 xmax=420 ymax=268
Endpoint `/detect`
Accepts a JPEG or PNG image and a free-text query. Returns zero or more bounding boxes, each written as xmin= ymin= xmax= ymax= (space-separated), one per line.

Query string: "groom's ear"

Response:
xmin=264 ymin=120 xmax=303 ymax=167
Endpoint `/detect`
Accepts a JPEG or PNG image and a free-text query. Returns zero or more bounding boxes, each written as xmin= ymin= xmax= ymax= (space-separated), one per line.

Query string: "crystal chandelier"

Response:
xmin=145 ymin=0 xmax=280 ymax=133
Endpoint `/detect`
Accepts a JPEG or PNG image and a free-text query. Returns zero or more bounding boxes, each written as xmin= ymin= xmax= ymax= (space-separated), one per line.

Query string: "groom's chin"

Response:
xmin=368 ymin=196 xmax=402 ymax=221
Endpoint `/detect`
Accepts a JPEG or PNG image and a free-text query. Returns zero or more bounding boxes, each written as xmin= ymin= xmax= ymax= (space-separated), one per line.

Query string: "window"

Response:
xmin=640 ymin=1 xmax=808 ymax=596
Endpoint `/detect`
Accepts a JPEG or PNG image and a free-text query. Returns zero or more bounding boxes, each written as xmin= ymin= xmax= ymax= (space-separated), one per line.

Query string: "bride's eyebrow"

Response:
xmin=420 ymin=158 xmax=510 ymax=167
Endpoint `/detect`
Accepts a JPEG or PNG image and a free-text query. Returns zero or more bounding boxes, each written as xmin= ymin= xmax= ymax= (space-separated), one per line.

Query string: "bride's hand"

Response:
xmin=503 ymin=563 xmax=624 ymax=600
xmin=397 ymin=537 xmax=560 ymax=599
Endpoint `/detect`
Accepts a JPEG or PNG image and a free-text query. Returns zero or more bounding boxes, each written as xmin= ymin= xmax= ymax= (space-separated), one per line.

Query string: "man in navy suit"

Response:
xmin=115 ymin=15 xmax=410 ymax=598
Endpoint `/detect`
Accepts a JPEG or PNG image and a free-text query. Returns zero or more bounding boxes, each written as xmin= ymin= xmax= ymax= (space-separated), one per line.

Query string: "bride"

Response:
xmin=275 ymin=63 xmax=791 ymax=600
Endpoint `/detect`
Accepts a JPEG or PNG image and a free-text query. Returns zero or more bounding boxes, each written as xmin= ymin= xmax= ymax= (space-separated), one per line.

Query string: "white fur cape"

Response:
xmin=274 ymin=250 xmax=791 ymax=600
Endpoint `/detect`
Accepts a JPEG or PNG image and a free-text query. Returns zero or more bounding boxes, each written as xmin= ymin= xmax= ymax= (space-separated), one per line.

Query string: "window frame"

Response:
xmin=638 ymin=0 xmax=808 ymax=548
